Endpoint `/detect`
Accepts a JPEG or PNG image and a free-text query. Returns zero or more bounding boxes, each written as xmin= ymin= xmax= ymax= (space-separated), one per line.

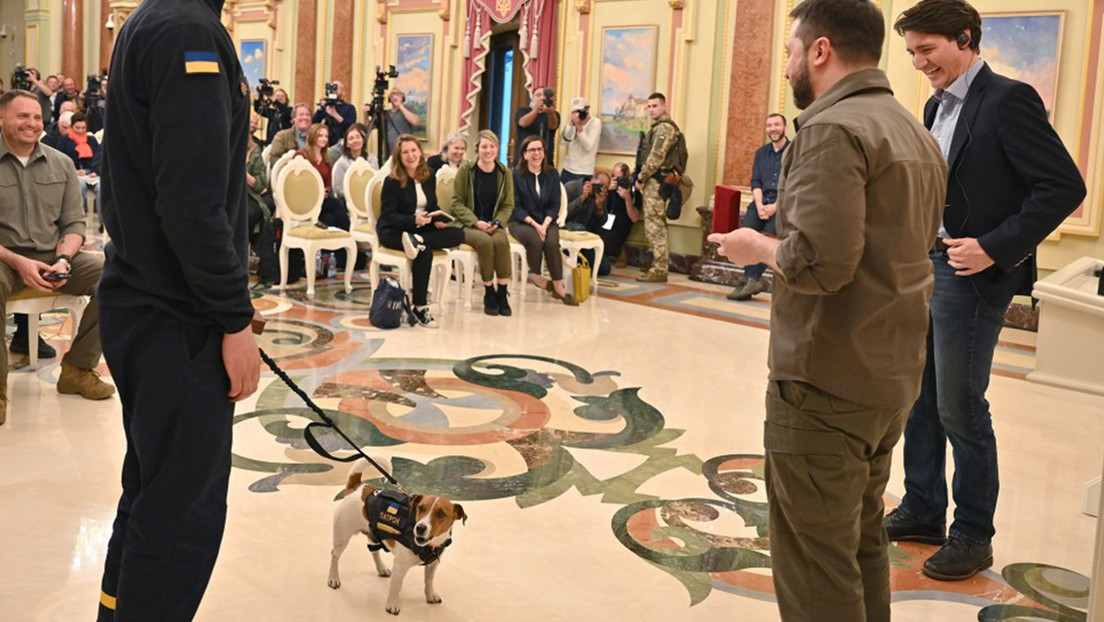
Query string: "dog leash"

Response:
xmin=258 ymin=347 xmax=410 ymax=495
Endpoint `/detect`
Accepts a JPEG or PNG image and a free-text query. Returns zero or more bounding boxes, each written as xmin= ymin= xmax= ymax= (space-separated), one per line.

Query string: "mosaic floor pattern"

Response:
xmin=1 ymin=269 xmax=1100 ymax=621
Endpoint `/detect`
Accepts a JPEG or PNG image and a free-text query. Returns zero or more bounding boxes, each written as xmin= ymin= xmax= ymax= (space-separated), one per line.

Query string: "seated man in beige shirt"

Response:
xmin=0 ymin=89 xmax=115 ymax=425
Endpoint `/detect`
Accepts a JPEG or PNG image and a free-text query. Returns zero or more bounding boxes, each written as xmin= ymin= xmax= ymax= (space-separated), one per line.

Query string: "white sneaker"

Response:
xmin=402 ymin=232 xmax=425 ymax=260
xmin=413 ymin=305 xmax=438 ymax=328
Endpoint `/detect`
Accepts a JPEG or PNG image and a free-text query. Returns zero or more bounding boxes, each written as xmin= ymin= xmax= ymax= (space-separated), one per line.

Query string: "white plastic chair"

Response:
xmin=7 ymin=290 xmax=89 ymax=367
xmin=274 ymin=157 xmax=356 ymax=297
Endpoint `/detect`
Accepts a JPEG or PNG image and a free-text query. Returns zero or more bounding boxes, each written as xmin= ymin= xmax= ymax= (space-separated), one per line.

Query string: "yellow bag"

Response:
xmin=572 ymin=254 xmax=591 ymax=304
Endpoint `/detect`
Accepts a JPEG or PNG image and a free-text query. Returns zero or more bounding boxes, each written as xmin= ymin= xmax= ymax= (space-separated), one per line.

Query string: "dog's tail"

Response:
xmin=345 ymin=456 xmax=394 ymax=492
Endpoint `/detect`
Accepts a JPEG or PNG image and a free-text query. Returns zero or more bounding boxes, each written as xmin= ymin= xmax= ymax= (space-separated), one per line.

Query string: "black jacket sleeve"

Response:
xmin=977 ymin=83 xmax=1087 ymax=271
xmin=146 ymin=22 xmax=253 ymax=334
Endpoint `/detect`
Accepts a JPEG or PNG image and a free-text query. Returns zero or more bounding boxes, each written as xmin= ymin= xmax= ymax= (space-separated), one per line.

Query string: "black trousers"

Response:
xmin=98 ymin=306 xmax=233 ymax=622
xmin=379 ymin=226 xmax=464 ymax=306
xmin=319 ymin=196 xmax=359 ymax=269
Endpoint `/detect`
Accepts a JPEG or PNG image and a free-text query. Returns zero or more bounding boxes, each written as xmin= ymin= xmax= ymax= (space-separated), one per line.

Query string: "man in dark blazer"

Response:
xmin=885 ymin=0 xmax=1086 ymax=582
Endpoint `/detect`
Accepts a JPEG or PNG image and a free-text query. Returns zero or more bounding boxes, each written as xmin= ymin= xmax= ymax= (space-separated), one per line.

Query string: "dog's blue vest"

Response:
xmin=363 ymin=489 xmax=451 ymax=565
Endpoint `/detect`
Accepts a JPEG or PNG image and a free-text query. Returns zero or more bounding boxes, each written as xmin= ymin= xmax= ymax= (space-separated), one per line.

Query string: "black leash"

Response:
xmin=258 ymin=347 xmax=409 ymax=495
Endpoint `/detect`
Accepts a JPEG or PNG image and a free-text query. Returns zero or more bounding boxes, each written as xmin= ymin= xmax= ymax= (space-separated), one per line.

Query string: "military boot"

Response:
xmin=57 ymin=362 xmax=117 ymax=400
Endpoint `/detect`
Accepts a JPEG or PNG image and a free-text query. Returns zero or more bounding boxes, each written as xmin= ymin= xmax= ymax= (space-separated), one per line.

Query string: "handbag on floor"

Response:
xmin=256 ymin=218 xmax=304 ymax=284
xmin=571 ymin=253 xmax=592 ymax=304
xmin=369 ymin=276 xmax=415 ymax=329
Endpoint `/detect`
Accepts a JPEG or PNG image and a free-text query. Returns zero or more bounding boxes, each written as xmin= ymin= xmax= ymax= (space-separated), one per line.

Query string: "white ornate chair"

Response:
xmin=7 ymin=290 xmax=89 ymax=367
xmin=366 ymin=171 xmax=451 ymax=310
xmin=558 ymin=182 xmax=604 ymax=296
xmin=274 ymin=157 xmax=356 ymax=297
xmin=344 ymin=158 xmax=378 ymax=266
xmin=440 ymin=176 xmax=478 ymax=308
xmin=269 ymin=150 xmax=296 ymax=202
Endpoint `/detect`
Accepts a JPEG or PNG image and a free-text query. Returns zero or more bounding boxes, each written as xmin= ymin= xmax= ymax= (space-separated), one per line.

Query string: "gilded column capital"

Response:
xmin=668 ymin=0 xmax=685 ymax=9
xmin=438 ymin=0 xmax=450 ymax=21
xmin=574 ymin=0 xmax=590 ymax=14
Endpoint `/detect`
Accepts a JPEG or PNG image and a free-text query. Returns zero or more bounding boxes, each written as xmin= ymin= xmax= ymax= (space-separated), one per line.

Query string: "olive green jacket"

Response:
xmin=447 ymin=159 xmax=514 ymax=228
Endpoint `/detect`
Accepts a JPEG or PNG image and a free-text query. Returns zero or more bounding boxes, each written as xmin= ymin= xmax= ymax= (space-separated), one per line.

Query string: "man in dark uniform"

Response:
xmin=96 ymin=0 xmax=261 ymax=619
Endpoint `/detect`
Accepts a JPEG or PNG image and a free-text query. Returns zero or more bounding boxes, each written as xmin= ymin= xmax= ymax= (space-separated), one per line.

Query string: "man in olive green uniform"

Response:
xmin=709 ymin=1 xmax=947 ymax=620
xmin=634 ymin=92 xmax=680 ymax=283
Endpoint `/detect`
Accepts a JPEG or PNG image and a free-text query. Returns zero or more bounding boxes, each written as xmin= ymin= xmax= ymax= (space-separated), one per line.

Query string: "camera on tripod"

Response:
xmin=11 ymin=64 xmax=32 ymax=91
xmin=364 ymin=65 xmax=401 ymax=164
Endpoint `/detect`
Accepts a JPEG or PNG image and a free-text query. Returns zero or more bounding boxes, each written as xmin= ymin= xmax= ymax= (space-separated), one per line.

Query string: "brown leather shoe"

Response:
xmin=57 ymin=362 xmax=117 ymax=400
xmin=635 ymin=271 xmax=668 ymax=283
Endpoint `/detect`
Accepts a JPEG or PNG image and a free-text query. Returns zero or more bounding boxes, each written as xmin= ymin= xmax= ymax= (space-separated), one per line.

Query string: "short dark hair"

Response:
xmin=71 ymin=112 xmax=89 ymax=125
xmin=0 ymin=89 xmax=38 ymax=110
xmin=894 ymin=0 xmax=982 ymax=53
xmin=647 ymin=92 xmax=666 ymax=103
xmin=767 ymin=113 xmax=787 ymax=125
xmin=790 ymin=0 xmax=885 ymax=65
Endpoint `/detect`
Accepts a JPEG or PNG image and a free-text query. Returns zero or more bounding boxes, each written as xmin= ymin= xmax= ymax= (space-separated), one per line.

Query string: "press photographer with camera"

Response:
xmin=252 ymin=79 xmax=291 ymax=145
xmin=515 ymin=86 xmax=559 ymax=164
xmin=313 ymin=79 xmax=357 ymax=156
xmin=565 ymin=163 xmax=638 ymax=275
xmin=559 ymin=97 xmax=601 ymax=184
xmin=12 ymin=66 xmax=54 ymax=124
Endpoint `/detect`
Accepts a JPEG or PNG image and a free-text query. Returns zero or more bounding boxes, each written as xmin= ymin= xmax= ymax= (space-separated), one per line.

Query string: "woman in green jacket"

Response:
xmin=449 ymin=130 xmax=515 ymax=316
xmin=245 ymin=118 xmax=271 ymax=247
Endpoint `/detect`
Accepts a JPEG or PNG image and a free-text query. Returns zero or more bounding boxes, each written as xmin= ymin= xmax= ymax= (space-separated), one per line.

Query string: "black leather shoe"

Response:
xmin=9 ymin=330 xmax=57 ymax=359
xmin=922 ymin=537 xmax=993 ymax=581
xmin=883 ymin=508 xmax=947 ymax=545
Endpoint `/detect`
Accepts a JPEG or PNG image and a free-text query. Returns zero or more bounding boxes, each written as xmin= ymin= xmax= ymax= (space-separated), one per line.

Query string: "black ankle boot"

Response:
xmin=483 ymin=285 xmax=499 ymax=316
xmin=496 ymin=284 xmax=512 ymax=317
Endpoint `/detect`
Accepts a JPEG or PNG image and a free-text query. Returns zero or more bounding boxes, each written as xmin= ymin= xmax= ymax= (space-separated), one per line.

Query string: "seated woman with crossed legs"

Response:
xmin=509 ymin=135 xmax=576 ymax=305
xmin=376 ymin=134 xmax=464 ymax=328
xmin=448 ymin=130 xmax=515 ymax=317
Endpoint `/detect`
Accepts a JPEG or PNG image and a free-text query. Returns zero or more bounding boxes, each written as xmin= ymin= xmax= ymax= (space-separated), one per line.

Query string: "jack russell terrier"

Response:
xmin=328 ymin=457 xmax=467 ymax=615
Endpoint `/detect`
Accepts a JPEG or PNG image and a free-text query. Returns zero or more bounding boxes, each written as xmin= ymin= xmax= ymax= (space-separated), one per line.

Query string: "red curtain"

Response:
xmin=458 ymin=0 xmax=559 ymax=133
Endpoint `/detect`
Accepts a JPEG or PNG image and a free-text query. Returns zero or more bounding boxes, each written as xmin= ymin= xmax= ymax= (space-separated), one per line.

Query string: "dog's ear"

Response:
xmin=453 ymin=503 xmax=467 ymax=525
xmin=409 ymin=494 xmax=423 ymax=513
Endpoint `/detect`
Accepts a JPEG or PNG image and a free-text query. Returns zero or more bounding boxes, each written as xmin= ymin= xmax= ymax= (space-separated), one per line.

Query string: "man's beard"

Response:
xmin=790 ymin=57 xmax=814 ymax=111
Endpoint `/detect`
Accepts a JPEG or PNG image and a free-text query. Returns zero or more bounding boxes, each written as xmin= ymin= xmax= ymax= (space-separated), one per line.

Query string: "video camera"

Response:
xmin=542 ymin=87 xmax=555 ymax=109
xmin=364 ymin=65 xmax=401 ymax=166
xmin=11 ymin=64 xmax=32 ymax=91
xmin=324 ymin=81 xmax=340 ymax=102
xmin=255 ymin=78 xmax=279 ymax=101
xmin=86 ymin=73 xmax=106 ymax=96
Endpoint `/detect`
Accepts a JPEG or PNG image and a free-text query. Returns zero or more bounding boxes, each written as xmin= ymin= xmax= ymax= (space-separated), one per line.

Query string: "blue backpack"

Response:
xmin=369 ymin=276 xmax=415 ymax=329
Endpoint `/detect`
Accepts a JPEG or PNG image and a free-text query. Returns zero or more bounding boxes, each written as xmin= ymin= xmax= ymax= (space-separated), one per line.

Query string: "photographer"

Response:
xmin=253 ymin=83 xmax=291 ymax=145
xmin=82 ymin=74 xmax=107 ymax=133
xmin=17 ymin=67 xmax=54 ymax=125
xmin=312 ymin=79 xmax=356 ymax=152
xmin=565 ymin=163 xmax=638 ymax=276
xmin=367 ymin=87 xmax=421 ymax=158
xmin=515 ymin=86 xmax=559 ymax=164
xmin=559 ymin=97 xmax=601 ymax=184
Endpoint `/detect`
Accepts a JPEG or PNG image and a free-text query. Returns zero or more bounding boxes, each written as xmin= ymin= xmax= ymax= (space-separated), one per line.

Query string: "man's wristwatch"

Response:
xmin=55 ymin=254 xmax=72 ymax=269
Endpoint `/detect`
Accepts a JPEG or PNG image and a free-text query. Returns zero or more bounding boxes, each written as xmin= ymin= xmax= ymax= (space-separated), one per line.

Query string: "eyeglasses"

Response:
xmin=525 ymin=147 xmax=545 ymax=153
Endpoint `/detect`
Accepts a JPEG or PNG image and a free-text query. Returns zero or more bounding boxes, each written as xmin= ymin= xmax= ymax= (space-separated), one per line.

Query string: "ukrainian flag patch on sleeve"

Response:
xmin=184 ymin=51 xmax=220 ymax=75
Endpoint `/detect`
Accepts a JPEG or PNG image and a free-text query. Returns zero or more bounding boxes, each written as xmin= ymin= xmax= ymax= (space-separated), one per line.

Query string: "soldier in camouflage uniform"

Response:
xmin=634 ymin=93 xmax=680 ymax=283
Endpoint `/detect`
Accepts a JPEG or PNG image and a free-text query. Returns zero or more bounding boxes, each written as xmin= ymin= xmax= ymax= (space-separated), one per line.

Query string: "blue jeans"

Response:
xmin=898 ymin=253 xmax=1009 ymax=545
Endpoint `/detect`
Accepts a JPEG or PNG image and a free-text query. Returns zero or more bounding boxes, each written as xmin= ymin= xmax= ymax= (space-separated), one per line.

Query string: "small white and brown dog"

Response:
xmin=328 ymin=457 xmax=467 ymax=616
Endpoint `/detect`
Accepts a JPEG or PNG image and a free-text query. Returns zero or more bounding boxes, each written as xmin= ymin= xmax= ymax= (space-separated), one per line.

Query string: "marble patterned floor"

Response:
xmin=1 ymin=266 xmax=1100 ymax=621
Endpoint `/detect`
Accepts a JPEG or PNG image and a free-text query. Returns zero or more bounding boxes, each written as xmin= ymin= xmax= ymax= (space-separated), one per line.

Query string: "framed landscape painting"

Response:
xmin=395 ymin=34 xmax=433 ymax=140
xmin=239 ymin=40 xmax=266 ymax=91
xmin=598 ymin=26 xmax=659 ymax=154
xmin=982 ymin=12 xmax=1064 ymax=121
